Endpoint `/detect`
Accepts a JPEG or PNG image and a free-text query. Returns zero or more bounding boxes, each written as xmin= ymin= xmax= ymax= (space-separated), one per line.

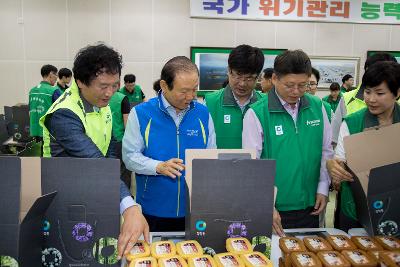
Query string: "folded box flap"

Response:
xmin=344 ymin=123 xmax=400 ymax=194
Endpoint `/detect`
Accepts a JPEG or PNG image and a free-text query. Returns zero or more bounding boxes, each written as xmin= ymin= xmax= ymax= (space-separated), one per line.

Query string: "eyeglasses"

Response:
xmin=229 ymin=70 xmax=258 ymax=83
xmin=308 ymin=82 xmax=318 ymax=87
xmin=280 ymin=81 xmax=309 ymax=91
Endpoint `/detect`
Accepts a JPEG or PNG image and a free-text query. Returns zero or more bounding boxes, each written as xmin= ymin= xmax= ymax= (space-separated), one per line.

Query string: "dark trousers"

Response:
xmin=115 ymin=141 xmax=132 ymax=189
xmin=334 ymin=191 xmax=361 ymax=232
xmin=143 ymin=214 xmax=185 ymax=232
xmin=280 ymin=207 xmax=319 ymax=229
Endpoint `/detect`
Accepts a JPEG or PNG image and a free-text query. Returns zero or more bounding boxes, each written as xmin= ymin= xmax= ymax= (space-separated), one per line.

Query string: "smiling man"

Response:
xmin=242 ymin=50 xmax=333 ymax=235
xmin=122 ymin=56 xmax=216 ymax=232
xmin=205 ymin=44 xmax=265 ymax=149
xmin=39 ymin=43 xmax=149 ymax=259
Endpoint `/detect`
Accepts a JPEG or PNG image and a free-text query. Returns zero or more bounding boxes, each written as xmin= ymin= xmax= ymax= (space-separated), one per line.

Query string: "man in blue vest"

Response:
xmin=122 ymin=56 xmax=216 ymax=232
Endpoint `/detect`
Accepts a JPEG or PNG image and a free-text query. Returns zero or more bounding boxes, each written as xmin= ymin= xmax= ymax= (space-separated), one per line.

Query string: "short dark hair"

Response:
xmin=58 ymin=68 xmax=72 ymax=79
xmin=364 ymin=52 xmax=397 ymax=71
xmin=41 ymin=64 xmax=57 ymax=78
xmin=73 ymin=43 xmax=122 ymax=86
xmin=124 ymin=74 xmax=136 ymax=83
xmin=342 ymin=74 xmax=353 ymax=84
xmin=228 ymin=44 xmax=264 ymax=75
xmin=274 ymin=50 xmax=312 ymax=77
xmin=311 ymin=67 xmax=320 ymax=82
xmin=330 ymin=82 xmax=340 ymax=91
xmin=362 ymin=61 xmax=400 ymax=96
xmin=262 ymin=68 xmax=274 ymax=79
xmin=161 ymin=56 xmax=198 ymax=90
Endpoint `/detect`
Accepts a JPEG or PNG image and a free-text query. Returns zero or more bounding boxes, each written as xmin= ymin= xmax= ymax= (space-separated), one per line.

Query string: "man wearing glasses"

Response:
xmin=205 ymin=44 xmax=265 ymax=149
xmin=242 ymin=50 xmax=333 ymax=235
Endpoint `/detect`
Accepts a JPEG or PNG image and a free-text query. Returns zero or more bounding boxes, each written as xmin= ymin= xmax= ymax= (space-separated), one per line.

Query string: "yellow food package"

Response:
xmin=176 ymin=240 xmax=203 ymax=259
xmin=151 ymin=241 xmax=177 ymax=258
xmin=127 ymin=241 xmax=151 ymax=261
xmin=240 ymin=252 xmax=273 ymax=267
xmin=158 ymin=256 xmax=188 ymax=267
xmin=214 ymin=253 xmax=245 ymax=267
xmin=188 ymin=255 xmax=217 ymax=267
xmin=374 ymin=236 xmax=400 ymax=251
xmin=129 ymin=257 xmax=158 ymax=267
xmin=226 ymin=238 xmax=253 ymax=254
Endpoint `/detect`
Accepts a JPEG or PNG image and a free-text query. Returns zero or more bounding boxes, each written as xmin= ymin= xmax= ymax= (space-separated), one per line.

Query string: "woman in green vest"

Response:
xmin=327 ymin=61 xmax=400 ymax=231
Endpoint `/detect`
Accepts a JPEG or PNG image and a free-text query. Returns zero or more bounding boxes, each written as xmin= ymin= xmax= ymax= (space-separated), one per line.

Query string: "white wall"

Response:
xmin=1 ymin=0 xmax=399 ymax=112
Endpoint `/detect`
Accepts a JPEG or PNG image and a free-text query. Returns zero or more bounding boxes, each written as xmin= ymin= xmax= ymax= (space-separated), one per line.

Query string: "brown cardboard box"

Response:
xmin=344 ymin=123 xmax=400 ymax=237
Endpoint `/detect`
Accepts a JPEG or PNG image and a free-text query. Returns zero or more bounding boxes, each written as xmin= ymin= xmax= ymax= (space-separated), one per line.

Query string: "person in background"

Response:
xmin=307 ymin=67 xmax=320 ymax=96
xmin=323 ymin=82 xmax=341 ymax=113
xmin=327 ymin=61 xmax=400 ymax=232
xmin=122 ymin=56 xmax=216 ymax=232
xmin=243 ymin=50 xmax=333 ymax=235
xmin=260 ymin=68 xmax=274 ymax=93
xmin=340 ymin=74 xmax=354 ymax=94
xmin=109 ymin=89 xmax=132 ymax=188
xmin=205 ymin=44 xmax=265 ymax=149
xmin=29 ymin=64 xmax=59 ymax=140
xmin=54 ymin=68 xmax=72 ymax=94
xmin=39 ymin=43 xmax=149 ymax=259
xmin=119 ymin=74 xmax=146 ymax=107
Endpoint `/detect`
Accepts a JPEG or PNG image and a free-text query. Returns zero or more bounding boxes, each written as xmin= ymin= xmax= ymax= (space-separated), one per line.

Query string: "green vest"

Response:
xmin=322 ymin=94 xmax=341 ymax=113
xmin=119 ymin=85 xmax=144 ymax=104
xmin=322 ymin=101 xmax=332 ymax=123
xmin=205 ymin=86 xmax=265 ymax=148
xmin=343 ymin=84 xmax=366 ymax=115
xmin=251 ymin=90 xmax=324 ymax=211
xmin=39 ymin=81 xmax=112 ymax=157
xmin=340 ymin=104 xmax=400 ymax=221
xmin=29 ymin=81 xmax=57 ymax=137
xmin=109 ymin=91 xmax=126 ymax=142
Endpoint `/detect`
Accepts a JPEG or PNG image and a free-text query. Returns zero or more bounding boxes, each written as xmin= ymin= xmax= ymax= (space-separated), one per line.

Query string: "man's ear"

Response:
xmin=160 ymin=80 xmax=169 ymax=92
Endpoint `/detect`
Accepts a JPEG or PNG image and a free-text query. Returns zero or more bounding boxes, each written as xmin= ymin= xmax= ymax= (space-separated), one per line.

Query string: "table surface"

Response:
xmin=121 ymin=228 xmax=351 ymax=267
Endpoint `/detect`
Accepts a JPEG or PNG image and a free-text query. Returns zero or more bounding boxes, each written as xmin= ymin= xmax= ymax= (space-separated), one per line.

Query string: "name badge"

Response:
xmin=224 ymin=114 xmax=231 ymax=124
xmin=275 ymin=125 xmax=283 ymax=135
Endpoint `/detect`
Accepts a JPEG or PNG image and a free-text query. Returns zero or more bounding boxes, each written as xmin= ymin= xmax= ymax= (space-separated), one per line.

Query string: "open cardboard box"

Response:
xmin=344 ymin=123 xmax=400 ymax=237
xmin=0 ymin=157 xmax=56 ymax=266
xmin=185 ymin=149 xmax=275 ymax=254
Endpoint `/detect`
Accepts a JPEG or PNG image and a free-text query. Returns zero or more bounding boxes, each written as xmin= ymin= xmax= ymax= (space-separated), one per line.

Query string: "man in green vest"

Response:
xmin=331 ymin=53 xmax=398 ymax=145
xmin=119 ymin=74 xmax=146 ymax=108
xmin=243 ymin=50 xmax=333 ymax=235
xmin=28 ymin=64 xmax=59 ymax=140
xmin=109 ymin=90 xmax=132 ymax=188
xmin=340 ymin=74 xmax=354 ymax=94
xmin=323 ymin=82 xmax=341 ymax=113
xmin=55 ymin=67 xmax=72 ymax=94
xmin=205 ymin=44 xmax=265 ymax=148
xmin=39 ymin=43 xmax=149 ymax=259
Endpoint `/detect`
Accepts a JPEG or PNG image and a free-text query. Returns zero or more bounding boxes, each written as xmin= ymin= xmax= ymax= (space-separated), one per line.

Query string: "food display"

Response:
xmin=158 ymin=256 xmax=188 ymax=267
xmin=240 ymin=252 xmax=273 ymax=267
xmin=374 ymin=236 xmax=400 ymax=251
xmin=226 ymin=238 xmax=254 ymax=255
xmin=341 ymin=250 xmax=377 ymax=267
xmin=177 ymin=240 xmax=204 ymax=259
xmin=127 ymin=241 xmax=151 ymax=261
xmin=317 ymin=251 xmax=351 ymax=267
xmin=214 ymin=253 xmax=245 ymax=267
xmin=129 ymin=257 xmax=158 ymax=267
xmin=351 ymin=237 xmax=383 ymax=251
xmin=290 ymin=252 xmax=322 ymax=267
xmin=326 ymin=236 xmax=356 ymax=251
xmin=303 ymin=237 xmax=333 ymax=253
xmin=151 ymin=241 xmax=177 ymax=259
xmin=188 ymin=255 xmax=217 ymax=267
